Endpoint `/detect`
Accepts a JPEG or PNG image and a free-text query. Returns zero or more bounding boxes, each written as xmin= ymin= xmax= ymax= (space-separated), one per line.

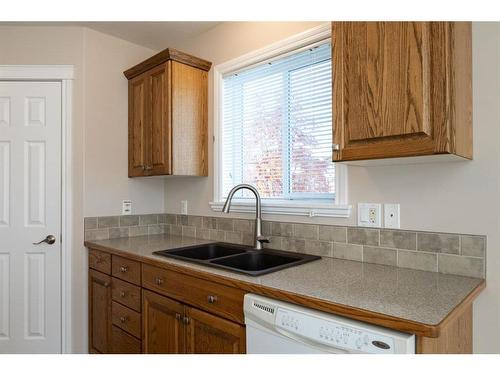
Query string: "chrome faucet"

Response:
xmin=222 ymin=184 xmax=270 ymax=250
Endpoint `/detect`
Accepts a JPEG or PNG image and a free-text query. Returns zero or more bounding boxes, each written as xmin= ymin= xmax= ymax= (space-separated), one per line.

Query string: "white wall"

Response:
xmin=0 ymin=25 xmax=166 ymax=352
xmin=163 ymin=22 xmax=500 ymax=353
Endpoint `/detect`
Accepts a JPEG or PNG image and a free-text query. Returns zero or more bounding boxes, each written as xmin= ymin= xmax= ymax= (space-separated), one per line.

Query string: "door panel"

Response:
xmin=89 ymin=270 xmax=112 ymax=353
xmin=128 ymin=74 xmax=148 ymax=177
xmin=142 ymin=290 xmax=184 ymax=353
xmin=0 ymin=81 xmax=61 ymax=353
xmin=149 ymin=63 xmax=171 ymax=175
xmin=185 ymin=306 xmax=245 ymax=354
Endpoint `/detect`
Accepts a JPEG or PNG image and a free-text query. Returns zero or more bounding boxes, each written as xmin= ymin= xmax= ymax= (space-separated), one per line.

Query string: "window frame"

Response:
xmin=210 ymin=23 xmax=351 ymax=218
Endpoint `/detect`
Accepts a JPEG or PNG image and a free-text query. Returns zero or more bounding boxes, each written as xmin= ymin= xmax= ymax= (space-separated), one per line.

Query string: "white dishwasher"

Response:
xmin=244 ymin=294 xmax=415 ymax=354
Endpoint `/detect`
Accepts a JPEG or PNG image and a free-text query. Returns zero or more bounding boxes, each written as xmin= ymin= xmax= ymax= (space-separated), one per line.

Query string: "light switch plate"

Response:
xmin=384 ymin=203 xmax=400 ymax=229
xmin=122 ymin=200 xmax=132 ymax=215
xmin=358 ymin=203 xmax=382 ymax=228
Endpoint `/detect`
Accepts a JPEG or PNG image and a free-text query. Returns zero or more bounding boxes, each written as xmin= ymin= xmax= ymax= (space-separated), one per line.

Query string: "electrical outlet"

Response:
xmin=181 ymin=200 xmax=188 ymax=215
xmin=122 ymin=200 xmax=132 ymax=215
xmin=358 ymin=203 xmax=382 ymax=228
xmin=384 ymin=204 xmax=400 ymax=229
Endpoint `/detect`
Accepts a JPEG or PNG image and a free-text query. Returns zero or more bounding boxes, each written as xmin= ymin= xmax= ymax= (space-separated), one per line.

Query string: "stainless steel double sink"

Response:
xmin=153 ymin=243 xmax=320 ymax=276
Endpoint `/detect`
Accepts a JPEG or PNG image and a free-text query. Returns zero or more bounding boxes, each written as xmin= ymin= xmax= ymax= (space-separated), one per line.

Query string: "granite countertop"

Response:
xmin=85 ymin=234 xmax=484 ymax=329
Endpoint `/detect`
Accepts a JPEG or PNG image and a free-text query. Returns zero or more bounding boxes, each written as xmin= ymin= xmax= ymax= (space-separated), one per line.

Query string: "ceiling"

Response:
xmin=0 ymin=22 xmax=221 ymax=50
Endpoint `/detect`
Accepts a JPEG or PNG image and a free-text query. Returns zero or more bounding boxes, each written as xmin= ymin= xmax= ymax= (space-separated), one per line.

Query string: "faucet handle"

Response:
xmin=257 ymin=235 xmax=270 ymax=244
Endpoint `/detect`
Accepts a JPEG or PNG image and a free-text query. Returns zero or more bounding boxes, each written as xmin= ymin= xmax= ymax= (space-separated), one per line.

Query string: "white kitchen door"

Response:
xmin=0 ymin=81 xmax=62 ymax=353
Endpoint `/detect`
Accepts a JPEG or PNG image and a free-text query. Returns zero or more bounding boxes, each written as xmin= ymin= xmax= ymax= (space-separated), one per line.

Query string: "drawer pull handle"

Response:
xmin=155 ymin=277 xmax=164 ymax=285
xmin=119 ymin=265 xmax=128 ymax=273
xmin=175 ymin=313 xmax=181 ymax=321
xmin=182 ymin=316 xmax=190 ymax=325
xmin=207 ymin=295 xmax=218 ymax=304
xmin=119 ymin=316 xmax=128 ymax=323
xmin=120 ymin=291 xmax=126 ymax=298
xmin=94 ymin=278 xmax=110 ymax=288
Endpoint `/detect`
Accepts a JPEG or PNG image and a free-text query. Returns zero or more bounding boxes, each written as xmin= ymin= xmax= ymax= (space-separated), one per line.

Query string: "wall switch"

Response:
xmin=122 ymin=200 xmax=132 ymax=215
xmin=358 ymin=203 xmax=382 ymax=228
xmin=181 ymin=200 xmax=188 ymax=215
xmin=384 ymin=204 xmax=400 ymax=229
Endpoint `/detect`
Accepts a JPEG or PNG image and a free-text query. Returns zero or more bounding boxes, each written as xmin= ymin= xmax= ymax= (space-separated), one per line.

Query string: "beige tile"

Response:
xmin=84 ymin=217 xmax=97 ymax=230
xmin=98 ymin=216 xmax=119 ymax=228
xmin=234 ymin=219 xmax=254 ymax=233
xmin=271 ymin=222 xmax=293 ymax=237
xmin=304 ymin=240 xmax=333 ymax=257
xmin=109 ymin=227 xmax=129 ymax=239
xmin=202 ymin=216 xmax=217 ymax=229
xmin=182 ymin=226 xmax=196 ymax=238
xmin=225 ymin=231 xmax=242 ymax=244
xmin=170 ymin=225 xmax=182 ymax=236
xmin=380 ymin=230 xmax=416 ymax=250
xmin=347 ymin=228 xmax=379 ymax=246
xmin=120 ymin=215 xmax=139 ymax=227
xmin=282 ymin=238 xmax=306 ymax=252
xmin=129 ymin=226 xmax=149 ymax=237
xmin=363 ymin=246 xmax=397 ymax=266
xmin=84 ymin=229 xmax=109 ymax=241
xmin=241 ymin=233 xmax=255 ymax=246
xmin=397 ymin=250 xmax=437 ymax=272
xmin=417 ymin=232 xmax=459 ymax=254
xmin=293 ymin=224 xmax=319 ymax=240
xmin=333 ymin=243 xmax=363 ymax=261
xmin=139 ymin=214 xmax=158 ymax=226
xmin=264 ymin=236 xmax=283 ymax=250
xmin=162 ymin=214 xmax=177 ymax=225
xmin=177 ymin=215 xmax=188 ymax=225
xmin=209 ymin=229 xmax=226 ymax=242
xmin=438 ymin=254 xmax=484 ymax=278
xmin=460 ymin=235 xmax=486 ymax=257
xmin=148 ymin=224 xmax=167 ymax=235
xmin=319 ymin=226 xmax=347 ymax=243
xmin=187 ymin=216 xmax=203 ymax=228
xmin=217 ymin=218 xmax=234 ymax=231
xmin=262 ymin=221 xmax=272 ymax=235
xmin=195 ymin=228 xmax=211 ymax=240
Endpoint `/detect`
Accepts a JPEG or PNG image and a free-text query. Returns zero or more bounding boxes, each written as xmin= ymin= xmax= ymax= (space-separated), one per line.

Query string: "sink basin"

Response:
xmin=153 ymin=243 xmax=320 ymax=276
xmin=156 ymin=243 xmax=246 ymax=260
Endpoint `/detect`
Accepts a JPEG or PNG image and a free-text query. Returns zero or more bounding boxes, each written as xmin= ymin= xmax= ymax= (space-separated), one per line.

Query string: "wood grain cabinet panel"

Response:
xmin=112 ymin=301 xmax=142 ymax=338
xmin=88 ymin=249 xmax=111 ymax=274
xmin=332 ymin=22 xmax=472 ymax=162
xmin=110 ymin=326 xmax=142 ymax=354
xmin=124 ymin=48 xmax=211 ymax=177
xmin=112 ymin=277 xmax=142 ymax=312
xmin=112 ymin=255 xmax=141 ymax=285
xmin=89 ymin=269 xmax=112 ymax=353
xmin=185 ymin=306 xmax=245 ymax=354
xmin=143 ymin=290 xmax=185 ymax=354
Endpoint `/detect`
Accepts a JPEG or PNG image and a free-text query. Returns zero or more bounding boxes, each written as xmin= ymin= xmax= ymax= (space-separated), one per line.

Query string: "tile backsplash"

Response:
xmin=84 ymin=213 xmax=486 ymax=279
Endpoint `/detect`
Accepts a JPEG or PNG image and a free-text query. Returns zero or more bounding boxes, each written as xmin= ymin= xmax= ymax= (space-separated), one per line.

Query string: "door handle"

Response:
xmin=33 ymin=235 xmax=56 ymax=245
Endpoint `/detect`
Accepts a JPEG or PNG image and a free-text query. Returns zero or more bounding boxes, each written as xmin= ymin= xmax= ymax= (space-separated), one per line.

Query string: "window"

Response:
xmin=212 ymin=25 xmax=350 ymax=218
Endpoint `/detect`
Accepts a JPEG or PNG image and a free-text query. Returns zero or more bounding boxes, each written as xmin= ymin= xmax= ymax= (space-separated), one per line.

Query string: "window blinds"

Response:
xmin=222 ymin=41 xmax=334 ymax=200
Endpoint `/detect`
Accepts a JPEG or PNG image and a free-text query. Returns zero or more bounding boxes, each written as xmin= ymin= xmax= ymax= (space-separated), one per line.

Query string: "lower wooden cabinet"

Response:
xmin=89 ymin=269 xmax=112 ymax=353
xmin=143 ymin=290 xmax=245 ymax=354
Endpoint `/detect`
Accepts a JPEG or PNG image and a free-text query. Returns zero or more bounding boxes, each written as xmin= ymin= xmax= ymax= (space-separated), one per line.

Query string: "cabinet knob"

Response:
xmin=207 ymin=295 xmax=218 ymax=304
xmin=332 ymin=144 xmax=340 ymax=151
xmin=119 ymin=316 xmax=128 ymax=323
xmin=175 ymin=313 xmax=181 ymax=321
xmin=155 ymin=277 xmax=164 ymax=285
xmin=182 ymin=316 xmax=190 ymax=325
xmin=145 ymin=165 xmax=153 ymax=171
xmin=119 ymin=265 xmax=128 ymax=273
xmin=120 ymin=291 xmax=126 ymax=298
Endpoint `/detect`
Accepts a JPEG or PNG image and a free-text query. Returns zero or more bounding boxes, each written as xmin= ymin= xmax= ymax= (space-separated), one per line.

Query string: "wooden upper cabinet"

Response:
xmin=332 ymin=22 xmax=472 ymax=162
xmin=124 ymin=48 xmax=211 ymax=177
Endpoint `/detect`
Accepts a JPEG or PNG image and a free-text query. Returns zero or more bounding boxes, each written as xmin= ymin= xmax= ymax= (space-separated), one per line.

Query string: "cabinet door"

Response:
xmin=142 ymin=290 xmax=184 ymax=353
xmin=148 ymin=63 xmax=172 ymax=175
xmin=128 ymin=72 xmax=149 ymax=176
xmin=89 ymin=270 xmax=112 ymax=353
xmin=185 ymin=306 xmax=245 ymax=354
xmin=332 ymin=22 xmax=462 ymax=161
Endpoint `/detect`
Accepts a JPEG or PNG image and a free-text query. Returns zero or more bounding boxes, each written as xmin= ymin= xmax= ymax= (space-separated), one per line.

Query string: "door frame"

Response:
xmin=0 ymin=65 xmax=74 ymax=353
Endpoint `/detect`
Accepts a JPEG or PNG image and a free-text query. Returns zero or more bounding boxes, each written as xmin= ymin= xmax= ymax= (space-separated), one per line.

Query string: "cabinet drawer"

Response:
xmin=89 ymin=249 xmax=111 ymax=274
xmin=112 ymin=301 xmax=141 ymax=338
xmin=112 ymin=277 xmax=141 ymax=312
xmin=142 ymin=264 xmax=245 ymax=323
xmin=111 ymin=325 xmax=141 ymax=354
xmin=112 ymin=255 xmax=141 ymax=285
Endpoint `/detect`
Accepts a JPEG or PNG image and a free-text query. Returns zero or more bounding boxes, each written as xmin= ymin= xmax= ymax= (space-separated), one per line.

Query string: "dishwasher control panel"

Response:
xmin=276 ymin=308 xmax=395 ymax=354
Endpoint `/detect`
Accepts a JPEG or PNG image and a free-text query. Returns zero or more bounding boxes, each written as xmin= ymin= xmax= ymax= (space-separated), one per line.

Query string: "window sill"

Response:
xmin=209 ymin=200 xmax=352 ymax=218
